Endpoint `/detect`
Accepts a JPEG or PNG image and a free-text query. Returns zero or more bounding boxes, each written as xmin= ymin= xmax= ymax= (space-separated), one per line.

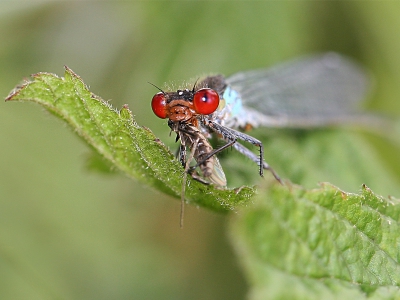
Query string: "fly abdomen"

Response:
xmin=195 ymin=139 xmax=227 ymax=187
xmin=179 ymin=123 xmax=227 ymax=187
xmin=194 ymin=138 xmax=215 ymax=177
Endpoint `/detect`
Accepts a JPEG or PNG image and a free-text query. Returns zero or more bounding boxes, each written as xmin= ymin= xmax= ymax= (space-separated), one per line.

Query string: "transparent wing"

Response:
xmin=226 ymin=52 xmax=372 ymax=127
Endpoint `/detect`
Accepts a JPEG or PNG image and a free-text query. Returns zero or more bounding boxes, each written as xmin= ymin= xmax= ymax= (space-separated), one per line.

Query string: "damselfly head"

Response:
xmin=151 ymin=88 xmax=220 ymax=121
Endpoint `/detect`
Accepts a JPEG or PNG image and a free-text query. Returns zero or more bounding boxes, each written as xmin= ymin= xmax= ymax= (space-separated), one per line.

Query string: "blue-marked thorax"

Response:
xmin=212 ymin=86 xmax=250 ymax=128
xmin=222 ymin=86 xmax=243 ymax=118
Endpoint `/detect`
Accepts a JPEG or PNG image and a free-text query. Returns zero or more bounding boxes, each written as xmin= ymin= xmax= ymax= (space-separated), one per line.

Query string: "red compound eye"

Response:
xmin=151 ymin=92 xmax=167 ymax=119
xmin=193 ymin=88 xmax=219 ymax=115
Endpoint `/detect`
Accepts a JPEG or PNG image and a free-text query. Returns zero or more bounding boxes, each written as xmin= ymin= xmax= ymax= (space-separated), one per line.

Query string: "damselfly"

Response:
xmin=151 ymin=52 xmax=384 ymax=225
xmin=153 ymin=52 xmax=381 ymax=183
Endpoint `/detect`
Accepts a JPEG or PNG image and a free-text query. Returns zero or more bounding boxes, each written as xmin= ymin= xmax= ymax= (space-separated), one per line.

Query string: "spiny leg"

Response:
xmin=204 ymin=119 xmax=282 ymax=183
xmin=191 ymin=139 xmax=236 ymax=171
xmin=233 ymin=142 xmax=282 ymax=183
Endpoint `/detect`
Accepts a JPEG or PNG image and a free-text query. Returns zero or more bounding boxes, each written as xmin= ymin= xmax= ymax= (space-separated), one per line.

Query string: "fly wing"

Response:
xmin=207 ymin=156 xmax=227 ymax=187
xmin=225 ymin=52 xmax=372 ymax=128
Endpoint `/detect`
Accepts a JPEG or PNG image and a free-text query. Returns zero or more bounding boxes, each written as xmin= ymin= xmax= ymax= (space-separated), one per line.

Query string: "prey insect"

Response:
xmin=151 ymin=52 xmax=375 ymax=226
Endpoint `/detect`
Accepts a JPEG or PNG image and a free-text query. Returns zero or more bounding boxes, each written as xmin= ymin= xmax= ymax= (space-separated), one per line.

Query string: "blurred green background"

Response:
xmin=2 ymin=2 xmax=400 ymax=299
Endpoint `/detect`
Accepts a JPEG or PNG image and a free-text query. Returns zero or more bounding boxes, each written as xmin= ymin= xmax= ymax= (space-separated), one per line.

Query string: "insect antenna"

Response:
xmin=191 ymin=78 xmax=200 ymax=92
xmin=148 ymin=82 xmax=166 ymax=94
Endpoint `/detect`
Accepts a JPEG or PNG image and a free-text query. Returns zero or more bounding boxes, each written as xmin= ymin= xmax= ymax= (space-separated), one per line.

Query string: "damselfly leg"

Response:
xmin=193 ymin=118 xmax=282 ymax=183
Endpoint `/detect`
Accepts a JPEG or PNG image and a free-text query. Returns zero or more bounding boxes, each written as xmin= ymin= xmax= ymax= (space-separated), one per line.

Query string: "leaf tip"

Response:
xmin=120 ymin=104 xmax=134 ymax=119
xmin=5 ymin=80 xmax=29 ymax=102
xmin=63 ymin=65 xmax=87 ymax=87
xmin=362 ymin=183 xmax=372 ymax=193
xmin=5 ymin=89 xmax=18 ymax=102
xmin=63 ymin=65 xmax=77 ymax=77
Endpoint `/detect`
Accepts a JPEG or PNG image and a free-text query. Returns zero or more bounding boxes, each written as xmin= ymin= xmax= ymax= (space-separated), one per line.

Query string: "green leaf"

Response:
xmin=5 ymin=67 xmax=255 ymax=212
xmin=83 ymin=150 xmax=118 ymax=175
xmin=7 ymin=67 xmax=400 ymax=299
xmin=230 ymin=183 xmax=400 ymax=299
